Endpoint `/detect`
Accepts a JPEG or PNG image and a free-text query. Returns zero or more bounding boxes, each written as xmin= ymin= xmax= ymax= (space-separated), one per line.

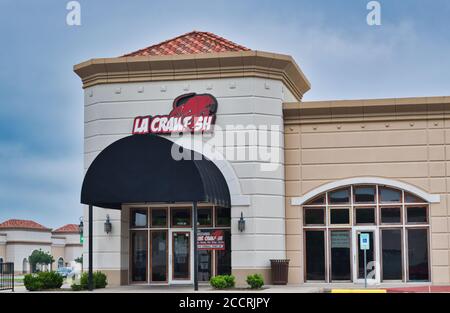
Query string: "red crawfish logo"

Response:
xmin=132 ymin=93 xmax=218 ymax=134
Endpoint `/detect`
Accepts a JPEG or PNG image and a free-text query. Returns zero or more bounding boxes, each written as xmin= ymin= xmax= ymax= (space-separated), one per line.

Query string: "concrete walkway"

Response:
xmin=8 ymin=281 xmax=449 ymax=293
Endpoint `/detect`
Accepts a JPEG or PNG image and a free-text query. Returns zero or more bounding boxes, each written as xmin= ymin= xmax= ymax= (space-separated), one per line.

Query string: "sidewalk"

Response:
xmin=8 ymin=283 xmax=450 ymax=293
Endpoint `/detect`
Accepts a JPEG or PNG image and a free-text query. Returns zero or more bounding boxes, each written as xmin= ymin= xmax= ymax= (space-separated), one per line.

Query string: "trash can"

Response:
xmin=270 ymin=259 xmax=290 ymax=285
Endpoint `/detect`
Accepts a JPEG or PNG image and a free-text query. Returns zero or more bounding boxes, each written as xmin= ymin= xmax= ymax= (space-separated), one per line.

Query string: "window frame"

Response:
xmin=197 ymin=207 xmax=213 ymax=227
xmin=327 ymin=187 xmax=351 ymax=205
xmin=303 ymin=207 xmax=326 ymax=227
xmin=300 ymin=184 xmax=431 ymax=283
xmin=304 ymin=229 xmax=327 ymax=282
xmin=380 ymin=206 xmax=403 ymax=225
xmin=170 ymin=207 xmax=192 ymax=228
xmin=406 ymin=227 xmax=431 ymax=282
xmin=354 ymin=207 xmax=377 ymax=226
xmin=130 ymin=207 xmax=149 ymax=229
xmin=215 ymin=207 xmax=231 ymax=228
xmin=378 ymin=186 xmax=402 ymax=204
xmin=329 ymin=207 xmax=351 ymax=226
xmin=405 ymin=205 xmax=429 ymax=225
xmin=150 ymin=207 xmax=168 ymax=228
xmin=353 ymin=185 xmax=377 ymax=204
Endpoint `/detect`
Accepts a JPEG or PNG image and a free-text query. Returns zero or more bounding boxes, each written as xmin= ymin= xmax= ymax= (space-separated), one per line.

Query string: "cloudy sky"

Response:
xmin=0 ymin=0 xmax=449 ymax=228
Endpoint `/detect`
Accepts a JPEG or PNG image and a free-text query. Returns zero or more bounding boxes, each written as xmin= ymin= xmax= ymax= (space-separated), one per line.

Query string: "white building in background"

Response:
xmin=0 ymin=219 xmax=83 ymax=274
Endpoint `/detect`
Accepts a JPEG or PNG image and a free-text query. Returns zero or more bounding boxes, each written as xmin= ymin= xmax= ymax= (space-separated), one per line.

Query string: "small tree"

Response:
xmin=28 ymin=249 xmax=54 ymax=273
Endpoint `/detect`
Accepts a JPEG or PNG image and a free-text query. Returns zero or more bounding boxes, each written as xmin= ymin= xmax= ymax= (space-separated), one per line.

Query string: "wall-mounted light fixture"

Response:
xmin=104 ymin=215 xmax=112 ymax=234
xmin=238 ymin=212 xmax=246 ymax=232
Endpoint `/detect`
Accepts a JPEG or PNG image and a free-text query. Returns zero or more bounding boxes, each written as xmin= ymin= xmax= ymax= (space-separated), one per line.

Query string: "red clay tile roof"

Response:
xmin=52 ymin=224 xmax=80 ymax=234
xmin=123 ymin=31 xmax=250 ymax=57
xmin=0 ymin=219 xmax=51 ymax=231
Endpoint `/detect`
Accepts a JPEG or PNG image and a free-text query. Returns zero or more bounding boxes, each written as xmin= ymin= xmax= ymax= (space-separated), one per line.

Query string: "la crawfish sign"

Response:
xmin=197 ymin=230 xmax=225 ymax=251
xmin=132 ymin=93 xmax=218 ymax=134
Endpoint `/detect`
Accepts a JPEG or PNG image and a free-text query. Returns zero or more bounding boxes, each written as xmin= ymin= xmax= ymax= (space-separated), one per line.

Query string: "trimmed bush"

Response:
xmin=71 ymin=283 xmax=84 ymax=291
xmin=210 ymin=275 xmax=235 ymax=289
xmin=246 ymin=274 xmax=264 ymax=289
xmin=24 ymin=272 xmax=63 ymax=291
xmin=38 ymin=271 xmax=64 ymax=289
xmin=24 ymin=274 xmax=44 ymax=291
xmin=79 ymin=271 xmax=108 ymax=289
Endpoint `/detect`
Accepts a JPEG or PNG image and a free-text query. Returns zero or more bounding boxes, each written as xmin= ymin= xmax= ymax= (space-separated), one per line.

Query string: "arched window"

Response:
xmin=57 ymin=257 xmax=64 ymax=269
xmin=302 ymin=184 xmax=430 ymax=284
xmin=22 ymin=258 xmax=29 ymax=274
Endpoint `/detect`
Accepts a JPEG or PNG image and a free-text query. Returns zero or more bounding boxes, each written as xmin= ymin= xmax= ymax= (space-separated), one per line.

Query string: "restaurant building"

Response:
xmin=74 ymin=31 xmax=450 ymax=287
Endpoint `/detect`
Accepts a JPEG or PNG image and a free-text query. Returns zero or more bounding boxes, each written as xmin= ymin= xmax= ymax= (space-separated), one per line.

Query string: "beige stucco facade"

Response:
xmin=284 ymin=97 xmax=450 ymax=285
xmin=0 ymin=226 xmax=82 ymax=274
xmin=74 ymin=32 xmax=450 ymax=287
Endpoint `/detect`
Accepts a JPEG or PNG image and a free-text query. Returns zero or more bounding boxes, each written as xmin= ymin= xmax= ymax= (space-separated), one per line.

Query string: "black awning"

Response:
xmin=81 ymin=135 xmax=231 ymax=209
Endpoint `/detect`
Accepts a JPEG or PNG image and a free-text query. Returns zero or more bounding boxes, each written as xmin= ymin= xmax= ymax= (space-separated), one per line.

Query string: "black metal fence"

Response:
xmin=0 ymin=262 xmax=14 ymax=291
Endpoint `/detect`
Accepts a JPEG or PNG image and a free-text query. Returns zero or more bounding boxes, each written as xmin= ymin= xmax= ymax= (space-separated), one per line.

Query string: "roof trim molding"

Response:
xmin=74 ymin=50 xmax=311 ymax=101
xmin=291 ymin=177 xmax=441 ymax=206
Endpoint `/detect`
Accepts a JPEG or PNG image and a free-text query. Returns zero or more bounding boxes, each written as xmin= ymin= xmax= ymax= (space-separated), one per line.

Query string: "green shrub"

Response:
xmin=24 ymin=272 xmax=63 ymax=291
xmin=246 ymin=274 xmax=264 ymax=289
xmin=24 ymin=274 xmax=44 ymax=291
xmin=80 ymin=271 xmax=108 ymax=289
xmin=210 ymin=275 xmax=235 ymax=289
xmin=210 ymin=276 xmax=227 ymax=289
xmin=93 ymin=271 xmax=107 ymax=288
xmin=71 ymin=283 xmax=84 ymax=291
xmin=38 ymin=271 xmax=64 ymax=289
xmin=223 ymin=275 xmax=235 ymax=288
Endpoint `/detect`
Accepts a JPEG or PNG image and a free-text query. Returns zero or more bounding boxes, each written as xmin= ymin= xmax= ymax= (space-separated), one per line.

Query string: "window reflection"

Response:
xmin=379 ymin=187 xmax=401 ymax=203
xmin=328 ymin=188 xmax=350 ymax=204
xmin=354 ymin=186 xmax=376 ymax=203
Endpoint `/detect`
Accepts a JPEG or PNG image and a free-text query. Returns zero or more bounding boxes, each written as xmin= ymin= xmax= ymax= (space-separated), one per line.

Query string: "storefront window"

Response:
xmin=406 ymin=206 xmax=428 ymax=224
xmin=330 ymin=208 xmax=350 ymax=225
xmin=379 ymin=187 xmax=401 ymax=203
xmin=151 ymin=208 xmax=167 ymax=228
xmin=354 ymin=208 xmax=375 ymax=225
xmin=304 ymin=208 xmax=325 ymax=226
xmin=405 ymin=192 xmax=425 ymax=204
xmin=151 ymin=231 xmax=167 ymax=282
xmin=306 ymin=195 xmax=325 ymax=205
xmin=407 ymin=228 xmax=429 ymax=281
xmin=197 ymin=208 xmax=212 ymax=227
xmin=172 ymin=232 xmax=190 ymax=279
xmin=171 ymin=208 xmax=191 ymax=227
xmin=302 ymin=184 xmax=430 ymax=283
xmin=381 ymin=229 xmax=403 ymax=280
xmin=131 ymin=208 xmax=148 ymax=228
xmin=215 ymin=207 xmax=230 ymax=227
xmin=198 ymin=250 xmax=212 ymax=281
xmin=216 ymin=230 xmax=231 ymax=275
xmin=381 ymin=207 xmax=402 ymax=224
xmin=328 ymin=188 xmax=350 ymax=204
xmin=131 ymin=231 xmax=147 ymax=282
xmin=305 ymin=230 xmax=325 ymax=281
xmin=354 ymin=186 xmax=376 ymax=203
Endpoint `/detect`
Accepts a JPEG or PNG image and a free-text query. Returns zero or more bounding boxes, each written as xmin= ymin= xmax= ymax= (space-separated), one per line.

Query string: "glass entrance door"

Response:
xmin=169 ymin=230 xmax=193 ymax=284
xmin=352 ymin=227 xmax=380 ymax=284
